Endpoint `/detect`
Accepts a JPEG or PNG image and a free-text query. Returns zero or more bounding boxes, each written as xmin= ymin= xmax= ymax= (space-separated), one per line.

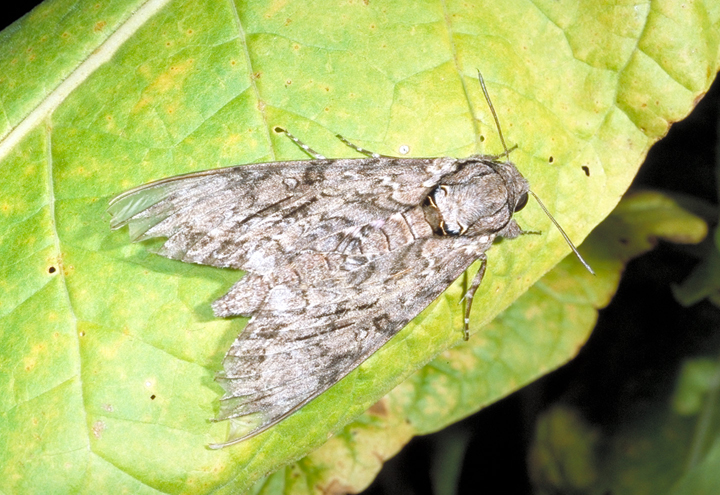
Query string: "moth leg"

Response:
xmin=462 ymin=255 xmax=487 ymax=341
xmin=486 ymin=144 xmax=519 ymax=161
xmin=335 ymin=134 xmax=393 ymax=158
xmin=274 ymin=127 xmax=327 ymax=159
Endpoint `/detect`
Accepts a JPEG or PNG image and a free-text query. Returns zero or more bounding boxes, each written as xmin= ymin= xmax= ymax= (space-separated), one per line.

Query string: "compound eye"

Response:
xmin=439 ymin=221 xmax=464 ymax=236
xmin=514 ymin=192 xmax=529 ymax=212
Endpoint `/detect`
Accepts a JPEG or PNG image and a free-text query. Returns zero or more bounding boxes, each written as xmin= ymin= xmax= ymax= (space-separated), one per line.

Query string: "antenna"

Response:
xmin=476 ymin=70 xmax=595 ymax=276
xmin=529 ymin=192 xmax=595 ymax=275
xmin=477 ymin=70 xmax=511 ymax=160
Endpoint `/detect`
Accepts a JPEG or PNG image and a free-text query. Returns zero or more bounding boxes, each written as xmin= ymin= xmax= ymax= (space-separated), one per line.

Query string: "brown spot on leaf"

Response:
xmin=694 ymin=91 xmax=707 ymax=107
xmin=323 ymin=479 xmax=357 ymax=494
xmin=367 ymin=397 xmax=389 ymax=417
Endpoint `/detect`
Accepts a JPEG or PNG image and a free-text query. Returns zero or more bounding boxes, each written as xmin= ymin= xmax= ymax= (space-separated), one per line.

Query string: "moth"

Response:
xmin=108 ymin=73 xmax=593 ymax=448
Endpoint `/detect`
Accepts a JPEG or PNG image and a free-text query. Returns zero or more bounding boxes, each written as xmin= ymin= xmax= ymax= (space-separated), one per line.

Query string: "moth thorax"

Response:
xmin=422 ymin=179 xmax=512 ymax=236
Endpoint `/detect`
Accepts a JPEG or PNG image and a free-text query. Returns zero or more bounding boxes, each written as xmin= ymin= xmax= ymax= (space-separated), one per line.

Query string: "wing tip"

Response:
xmin=107 ymin=182 xmax=179 ymax=240
xmin=208 ymin=411 xmax=272 ymax=448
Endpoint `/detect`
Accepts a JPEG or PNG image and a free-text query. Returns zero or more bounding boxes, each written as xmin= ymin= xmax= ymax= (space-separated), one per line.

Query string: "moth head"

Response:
xmin=491 ymin=159 xmax=531 ymax=212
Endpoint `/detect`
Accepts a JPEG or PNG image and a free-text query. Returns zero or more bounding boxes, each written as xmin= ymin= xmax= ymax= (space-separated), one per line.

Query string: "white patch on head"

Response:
xmin=479 ymin=235 xmax=489 ymax=243
xmin=426 ymin=157 xmax=459 ymax=176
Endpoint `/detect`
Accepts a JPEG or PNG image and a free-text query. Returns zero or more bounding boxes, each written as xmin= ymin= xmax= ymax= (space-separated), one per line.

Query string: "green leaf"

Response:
xmin=674 ymin=247 xmax=720 ymax=306
xmin=530 ymin=405 xmax=601 ymax=491
xmin=673 ymin=358 xmax=720 ymax=416
xmin=0 ymin=0 xmax=718 ymax=493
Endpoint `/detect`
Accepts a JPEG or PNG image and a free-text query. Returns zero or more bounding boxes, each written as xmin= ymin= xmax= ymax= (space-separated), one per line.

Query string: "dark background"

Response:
xmin=3 ymin=4 xmax=718 ymax=494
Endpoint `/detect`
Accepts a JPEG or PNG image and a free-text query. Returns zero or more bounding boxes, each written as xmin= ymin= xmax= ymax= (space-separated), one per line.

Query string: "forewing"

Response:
xmin=108 ymin=157 xmax=459 ymax=272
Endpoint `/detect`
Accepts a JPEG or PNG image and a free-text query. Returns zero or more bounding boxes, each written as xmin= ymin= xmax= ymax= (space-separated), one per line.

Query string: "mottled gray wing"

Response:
xmin=212 ymin=234 xmax=491 ymax=447
xmin=108 ymin=156 xmax=478 ymax=445
xmin=108 ymin=157 xmax=459 ymax=273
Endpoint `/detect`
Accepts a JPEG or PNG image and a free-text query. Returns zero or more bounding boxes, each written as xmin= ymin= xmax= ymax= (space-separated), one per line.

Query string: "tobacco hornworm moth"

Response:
xmin=108 ymin=73 xmax=592 ymax=448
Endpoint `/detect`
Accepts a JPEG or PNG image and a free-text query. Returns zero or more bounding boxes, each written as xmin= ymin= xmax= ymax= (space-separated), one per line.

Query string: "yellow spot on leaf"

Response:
xmin=92 ymin=420 xmax=106 ymax=439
